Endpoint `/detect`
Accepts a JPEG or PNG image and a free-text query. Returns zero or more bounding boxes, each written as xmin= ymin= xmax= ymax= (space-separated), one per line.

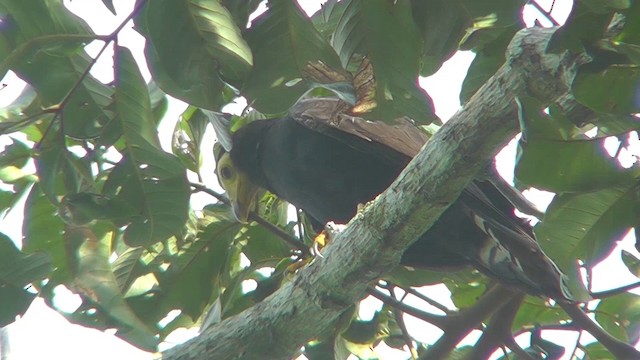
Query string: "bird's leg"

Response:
xmin=286 ymin=222 xmax=348 ymax=274
xmin=313 ymin=222 xmax=348 ymax=257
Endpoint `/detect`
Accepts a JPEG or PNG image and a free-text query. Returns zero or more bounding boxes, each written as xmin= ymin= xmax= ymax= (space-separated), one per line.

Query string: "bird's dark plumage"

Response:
xmin=218 ymin=99 xmax=572 ymax=301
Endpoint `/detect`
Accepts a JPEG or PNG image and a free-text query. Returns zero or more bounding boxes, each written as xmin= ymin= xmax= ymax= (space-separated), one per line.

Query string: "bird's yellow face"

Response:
xmin=216 ymin=152 xmax=260 ymax=223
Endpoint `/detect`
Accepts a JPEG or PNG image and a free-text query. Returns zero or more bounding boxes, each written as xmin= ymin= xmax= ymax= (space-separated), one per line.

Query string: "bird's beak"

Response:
xmin=216 ymin=153 xmax=260 ymax=223
xmin=228 ymin=176 xmax=259 ymax=223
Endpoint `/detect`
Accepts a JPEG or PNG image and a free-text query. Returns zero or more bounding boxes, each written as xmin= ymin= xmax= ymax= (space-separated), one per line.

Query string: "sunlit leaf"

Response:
xmin=242 ymin=0 xmax=344 ymax=114
xmin=66 ymin=223 xmax=159 ymax=351
xmin=136 ymin=0 xmax=246 ymax=109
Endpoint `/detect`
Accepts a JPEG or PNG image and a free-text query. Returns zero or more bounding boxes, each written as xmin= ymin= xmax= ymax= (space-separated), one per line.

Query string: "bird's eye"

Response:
xmin=220 ymin=166 xmax=233 ymax=180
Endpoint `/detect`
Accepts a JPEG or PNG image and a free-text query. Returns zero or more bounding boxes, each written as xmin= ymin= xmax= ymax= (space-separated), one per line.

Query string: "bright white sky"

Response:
xmin=1 ymin=0 xmax=638 ymax=359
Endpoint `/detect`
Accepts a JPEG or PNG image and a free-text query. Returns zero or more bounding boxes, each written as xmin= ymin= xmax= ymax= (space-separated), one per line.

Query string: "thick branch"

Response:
xmin=163 ymin=27 xmax=588 ymax=360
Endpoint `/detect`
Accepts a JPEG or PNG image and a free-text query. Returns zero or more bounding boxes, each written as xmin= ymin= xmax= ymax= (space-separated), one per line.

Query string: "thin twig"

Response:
xmin=465 ymin=293 xmax=530 ymax=360
xmin=418 ymin=285 xmax=521 ymax=360
xmin=190 ymin=182 xmax=311 ymax=256
xmin=560 ymin=302 xmax=640 ymax=359
xmin=396 ymin=283 xmax=452 ymax=315
xmin=389 ymin=287 xmax=417 ymax=359
xmin=529 ymin=0 xmax=561 ymax=26
xmin=590 ymin=281 xmax=640 ymax=299
xmin=366 ymin=287 xmax=447 ymax=329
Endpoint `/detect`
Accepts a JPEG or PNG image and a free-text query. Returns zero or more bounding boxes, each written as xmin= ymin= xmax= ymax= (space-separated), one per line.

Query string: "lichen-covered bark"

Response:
xmin=162 ymin=27 xmax=587 ymax=360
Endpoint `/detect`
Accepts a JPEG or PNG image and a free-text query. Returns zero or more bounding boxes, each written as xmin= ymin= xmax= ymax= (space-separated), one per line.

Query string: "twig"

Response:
xmin=559 ymin=302 xmax=640 ymax=359
xmin=389 ymin=287 xmax=417 ymax=359
xmin=590 ymin=281 xmax=640 ymax=299
xmin=529 ymin=0 xmax=561 ymax=26
xmin=366 ymin=287 xmax=447 ymax=329
xmin=396 ymin=283 xmax=452 ymax=315
xmin=466 ymin=293 xmax=530 ymax=360
xmin=190 ymin=182 xmax=312 ymax=256
xmin=418 ymin=285 xmax=521 ymax=360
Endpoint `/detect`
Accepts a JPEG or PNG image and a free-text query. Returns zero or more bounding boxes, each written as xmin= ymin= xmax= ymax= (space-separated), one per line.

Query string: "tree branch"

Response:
xmin=163 ymin=27 xmax=593 ymax=360
xmin=465 ymin=293 xmax=528 ymax=360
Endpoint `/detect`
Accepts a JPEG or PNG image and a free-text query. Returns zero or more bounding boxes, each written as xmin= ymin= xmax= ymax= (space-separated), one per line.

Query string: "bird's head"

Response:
xmin=216 ymin=151 xmax=261 ymax=224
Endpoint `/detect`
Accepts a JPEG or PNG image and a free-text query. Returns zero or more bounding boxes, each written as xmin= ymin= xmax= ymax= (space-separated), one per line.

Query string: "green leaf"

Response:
xmin=511 ymin=297 xmax=567 ymax=331
xmin=582 ymin=342 xmax=614 ymax=359
xmin=158 ymin=219 xmax=241 ymax=320
xmin=514 ymin=98 xmax=636 ymax=192
xmin=136 ymin=0 xmax=246 ymax=109
xmin=616 ymin=1 xmax=640 ymax=45
xmin=242 ymin=0 xmax=344 ymax=114
xmin=66 ymin=223 xmax=159 ymax=351
xmin=13 ymin=51 xmax=115 ymax=139
xmin=35 ymin=126 xmax=94 ymax=203
xmin=103 ymin=46 xmax=190 ymax=247
xmin=111 ymin=247 xmax=152 ymax=297
xmin=534 ymin=186 xmax=635 ymax=300
xmin=0 ymin=0 xmax=94 ymax=77
xmin=187 ymin=0 xmax=253 ymax=81
xmin=22 ymin=184 xmax=73 ymax=285
xmin=582 ymin=0 xmax=631 ymax=13
xmin=595 ymin=293 xmax=640 ymax=343
xmin=172 ymin=107 xmax=210 ymax=174
xmin=0 ymin=138 xmax=30 ymax=168
xmin=331 ymin=0 xmax=436 ymax=123
xmin=573 ymin=65 xmax=640 ymax=114
xmin=460 ymin=25 xmax=520 ymax=103
xmin=621 ymin=250 xmax=640 ymax=278
xmin=221 ymin=0 xmax=263 ymax=29
xmin=101 ymin=0 xmax=117 ymax=15
xmin=547 ymin=3 xmax=612 ymax=52
xmin=0 ymin=283 xmax=35 ymax=327
xmin=0 ymin=232 xmax=52 ymax=287
xmin=411 ymin=0 xmax=471 ymax=77
xmin=515 ymin=136 xmax=635 ymax=192
xmin=0 ymin=232 xmax=51 ymax=326
xmin=239 ymin=222 xmax=292 ymax=263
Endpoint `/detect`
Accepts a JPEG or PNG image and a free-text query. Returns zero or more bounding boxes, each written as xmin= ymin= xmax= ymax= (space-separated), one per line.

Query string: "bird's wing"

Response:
xmin=289 ymin=98 xmax=429 ymax=159
xmin=461 ymin=182 xmax=574 ymax=301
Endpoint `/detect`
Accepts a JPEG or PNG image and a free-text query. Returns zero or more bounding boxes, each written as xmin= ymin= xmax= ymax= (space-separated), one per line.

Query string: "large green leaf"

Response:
xmin=102 ymin=46 xmax=189 ymax=247
xmin=547 ymin=2 xmax=613 ymax=52
xmin=0 ymin=0 xmax=113 ymax=139
xmin=136 ymin=0 xmax=249 ymax=109
xmin=573 ymin=65 xmax=640 ymax=114
xmin=22 ymin=185 xmax=71 ymax=284
xmin=414 ymin=0 xmax=525 ymax=77
xmin=0 ymin=0 xmax=94 ymax=77
xmin=157 ymin=219 xmax=242 ymax=320
xmin=35 ymin=126 xmax=94 ymax=203
xmin=514 ymin=98 xmax=637 ymax=192
xmin=534 ymin=186 xmax=635 ymax=300
xmin=0 ymin=232 xmax=52 ymax=326
xmin=242 ymin=0 xmax=344 ymax=114
xmin=65 ymin=223 xmax=159 ymax=351
xmin=459 ymin=23 xmax=522 ymax=103
xmin=331 ymin=0 xmax=436 ymax=123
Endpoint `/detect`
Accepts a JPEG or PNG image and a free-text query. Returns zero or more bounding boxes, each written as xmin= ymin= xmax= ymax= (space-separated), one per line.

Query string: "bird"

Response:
xmin=213 ymin=98 xmax=573 ymax=302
